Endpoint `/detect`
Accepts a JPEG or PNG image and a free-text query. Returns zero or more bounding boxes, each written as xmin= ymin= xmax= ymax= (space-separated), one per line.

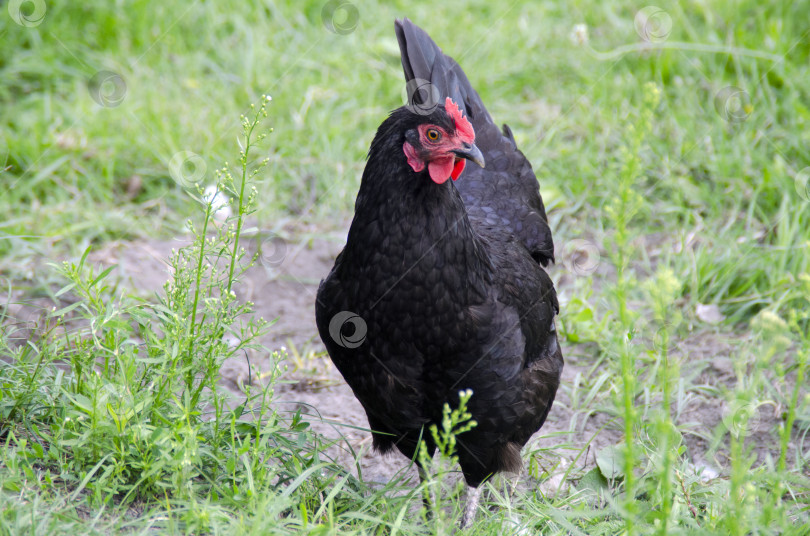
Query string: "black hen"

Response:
xmin=315 ymin=19 xmax=562 ymax=526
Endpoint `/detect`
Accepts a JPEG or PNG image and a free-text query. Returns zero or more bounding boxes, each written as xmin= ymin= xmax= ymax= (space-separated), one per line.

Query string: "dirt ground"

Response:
xmin=77 ymin=224 xmax=802 ymax=493
xmin=4 ymin=222 xmax=796 ymax=491
xmin=89 ymin=228 xmax=428 ymax=484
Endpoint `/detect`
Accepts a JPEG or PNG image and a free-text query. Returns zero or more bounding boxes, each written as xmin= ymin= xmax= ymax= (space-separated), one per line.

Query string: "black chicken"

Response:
xmin=315 ymin=19 xmax=562 ymax=527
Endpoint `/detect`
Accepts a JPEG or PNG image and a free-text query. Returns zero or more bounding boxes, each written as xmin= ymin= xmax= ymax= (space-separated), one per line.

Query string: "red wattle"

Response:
xmin=451 ymin=159 xmax=466 ymax=180
xmin=428 ymin=157 xmax=455 ymax=184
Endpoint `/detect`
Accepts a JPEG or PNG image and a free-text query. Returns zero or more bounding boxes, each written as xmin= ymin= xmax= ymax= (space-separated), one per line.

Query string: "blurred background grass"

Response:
xmin=1 ymin=0 xmax=809 ymax=533
xmin=2 ymin=0 xmax=809 ymax=322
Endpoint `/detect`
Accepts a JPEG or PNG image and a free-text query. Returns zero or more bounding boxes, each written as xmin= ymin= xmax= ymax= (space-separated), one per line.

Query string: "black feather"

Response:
xmin=396 ymin=18 xmax=556 ymax=266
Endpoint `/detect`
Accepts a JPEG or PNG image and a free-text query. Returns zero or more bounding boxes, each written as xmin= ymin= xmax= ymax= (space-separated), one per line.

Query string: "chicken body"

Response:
xmin=315 ymin=19 xmax=562 ymax=527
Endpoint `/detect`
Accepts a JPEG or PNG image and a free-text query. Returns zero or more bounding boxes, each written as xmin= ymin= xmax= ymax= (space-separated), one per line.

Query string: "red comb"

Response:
xmin=445 ymin=97 xmax=475 ymax=144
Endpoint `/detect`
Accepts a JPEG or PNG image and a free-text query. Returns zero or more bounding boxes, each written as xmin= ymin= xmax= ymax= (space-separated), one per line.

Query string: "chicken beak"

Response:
xmin=453 ymin=143 xmax=485 ymax=168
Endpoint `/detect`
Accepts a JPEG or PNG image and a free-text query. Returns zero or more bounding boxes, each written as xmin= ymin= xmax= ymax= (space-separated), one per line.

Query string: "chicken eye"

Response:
xmin=426 ymin=128 xmax=441 ymax=141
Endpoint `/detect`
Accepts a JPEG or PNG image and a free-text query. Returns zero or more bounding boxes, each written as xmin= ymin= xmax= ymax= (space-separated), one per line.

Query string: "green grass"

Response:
xmin=2 ymin=0 xmax=810 ymax=534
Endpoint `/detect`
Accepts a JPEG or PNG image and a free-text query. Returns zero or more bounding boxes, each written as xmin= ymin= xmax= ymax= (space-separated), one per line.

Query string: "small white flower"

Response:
xmin=570 ymin=23 xmax=589 ymax=46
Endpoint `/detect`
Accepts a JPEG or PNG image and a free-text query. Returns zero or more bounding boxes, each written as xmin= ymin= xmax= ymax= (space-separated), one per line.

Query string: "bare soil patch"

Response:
xmin=4 ymin=228 xmax=802 ymax=489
